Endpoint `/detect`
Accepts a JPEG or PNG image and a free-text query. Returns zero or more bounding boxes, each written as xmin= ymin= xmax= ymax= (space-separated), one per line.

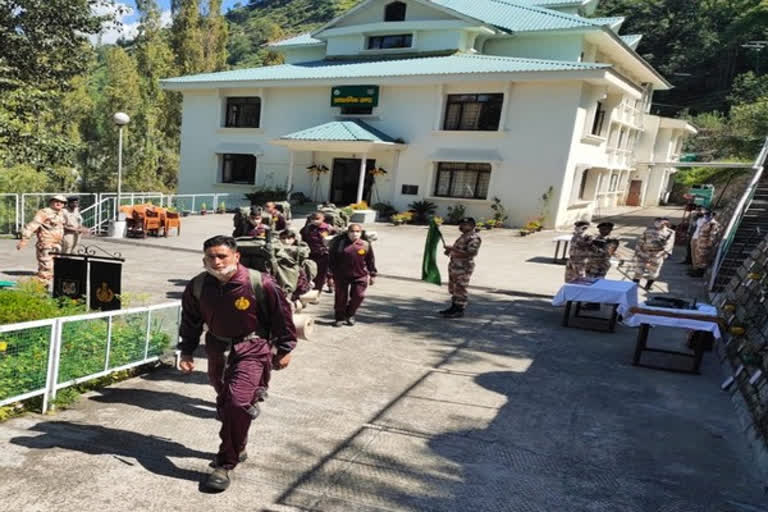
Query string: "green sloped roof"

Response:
xmin=620 ymin=34 xmax=643 ymax=48
xmin=270 ymin=33 xmax=323 ymax=47
xmin=430 ymin=0 xmax=602 ymax=33
xmin=516 ymin=0 xmax=587 ymax=6
xmin=162 ymin=53 xmax=609 ymax=85
xmin=587 ymin=16 xmax=625 ymax=29
xmin=280 ymin=120 xmax=398 ymax=142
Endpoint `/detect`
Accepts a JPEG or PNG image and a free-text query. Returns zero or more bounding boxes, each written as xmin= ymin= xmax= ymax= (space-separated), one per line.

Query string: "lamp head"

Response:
xmin=113 ymin=112 xmax=130 ymax=126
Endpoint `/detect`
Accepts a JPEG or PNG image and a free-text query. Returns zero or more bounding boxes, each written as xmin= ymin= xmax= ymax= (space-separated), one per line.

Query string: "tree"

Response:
xmin=0 ymin=0 xmax=116 ymax=176
xmin=172 ymin=0 xmax=206 ymax=75
xmin=204 ymin=0 xmax=230 ymax=72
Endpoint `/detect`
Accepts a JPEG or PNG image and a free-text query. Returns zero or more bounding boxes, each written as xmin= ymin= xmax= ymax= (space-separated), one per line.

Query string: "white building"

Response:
xmin=162 ymin=0 xmax=696 ymax=228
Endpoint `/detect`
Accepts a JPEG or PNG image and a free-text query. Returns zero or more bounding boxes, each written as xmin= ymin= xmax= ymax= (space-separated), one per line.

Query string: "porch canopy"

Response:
xmin=271 ymin=120 xmax=406 ymax=203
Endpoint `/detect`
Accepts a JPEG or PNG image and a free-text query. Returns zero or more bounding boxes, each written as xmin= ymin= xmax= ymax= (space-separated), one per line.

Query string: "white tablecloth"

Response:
xmin=552 ymin=234 xmax=572 ymax=243
xmin=552 ymin=279 xmax=639 ymax=310
xmin=621 ymin=303 xmax=721 ymax=339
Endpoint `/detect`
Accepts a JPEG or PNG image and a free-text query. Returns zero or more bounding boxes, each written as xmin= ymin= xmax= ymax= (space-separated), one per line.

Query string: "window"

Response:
xmin=225 ymin=97 xmax=261 ymax=128
xmin=609 ymin=173 xmax=619 ymax=192
xmin=443 ymin=94 xmax=503 ymax=131
xmin=434 ymin=162 xmax=491 ymax=199
xmin=591 ymin=102 xmax=606 ymax=136
xmin=340 ymin=105 xmax=374 ymax=115
xmin=221 ymin=154 xmax=256 ymax=184
xmin=617 ymin=129 xmax=626 ymax=148
xmin=401 ymin=184 xmax=418 ymax=195
xmin=578 ymin=170 xmax=589 ymax=200
xmin=384 ymin=1 xmax=406 ymax=21
xmin=367 ymin=34 xmax=412 ymax=49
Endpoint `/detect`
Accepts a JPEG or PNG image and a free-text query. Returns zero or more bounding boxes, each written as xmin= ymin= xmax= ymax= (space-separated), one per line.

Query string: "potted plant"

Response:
xmin=200 ymin=202 xmax=207 ymax=215
xmin=217 ymin=200 xmax=226 ymax=214
xmin=391 ymin=211 xmax=413 ymax=225
xmin=476 ymin=221 xmax=485 ymax=230
xmin=408 ymin=200 xmax=437 ymax=224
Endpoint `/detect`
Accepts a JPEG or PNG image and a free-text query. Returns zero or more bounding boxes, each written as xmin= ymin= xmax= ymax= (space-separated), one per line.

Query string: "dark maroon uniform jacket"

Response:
xmin=271 ymin=213 xmax=287 ymax=231
xmin=329 ymin=238 xmax=378 ymax=281
xmin=178 ymin=264 xmax=296 ymax=356
xmin=300 ymin=223 xmax=334 ymax=255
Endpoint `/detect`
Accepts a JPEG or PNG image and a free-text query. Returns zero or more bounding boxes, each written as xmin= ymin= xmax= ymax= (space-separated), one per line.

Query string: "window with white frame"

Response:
xmin=609 ymin=173 xmax=619 ymax=192
xmin=367 ymin=34 xmax=412 ymax=49
xmin=225 ymin=97 xmax=261 ymax=128
xmin=221 ymin=154 xmax=256 ymax=184
xmin=443 ymin=94 xmax=503 ymax=131
xmin=591 ymin=102 xmax=606 ymax=136
xmin=578 ymin=170 xmax=590 ymax=200
xmin=434 ymin=162 xmax=491 ymax=199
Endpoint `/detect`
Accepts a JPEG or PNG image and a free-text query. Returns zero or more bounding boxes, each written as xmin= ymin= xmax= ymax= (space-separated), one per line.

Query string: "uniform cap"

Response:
xmin=574 ymin=221 xmax=590 ymax=227
xmin=459 ymin=217 xmax=476 ymax=226
xmin=596 ymin=222 xmax=614 ymax=229
xmin=67 ymin=196 xmax=79 ymax=202
xmin=50 ymin=194 xmax=67 ymax=203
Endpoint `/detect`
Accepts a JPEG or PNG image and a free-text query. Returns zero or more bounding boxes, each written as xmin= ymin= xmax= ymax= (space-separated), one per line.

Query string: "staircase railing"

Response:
xmin=709 ymin=137 xmax=768 ymax=291
xmin=80 ymin=196 xmax=117 ymax=234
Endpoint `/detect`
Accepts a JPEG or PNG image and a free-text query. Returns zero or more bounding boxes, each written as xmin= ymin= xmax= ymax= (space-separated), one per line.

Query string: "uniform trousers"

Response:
xmin=334 ymin=277 xmax=368 ymax=320
xmin=205 ymin=334 xmax=272 ymax=469
xmin=36 ymin=242 xmax=61 ymax=283
xmin=310 ymin=252 xmax=330 ymax=291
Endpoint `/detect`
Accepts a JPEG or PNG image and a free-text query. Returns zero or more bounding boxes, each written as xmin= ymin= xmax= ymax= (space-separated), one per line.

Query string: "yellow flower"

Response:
xmin=0 ymin=341 xmax=7 ymax=352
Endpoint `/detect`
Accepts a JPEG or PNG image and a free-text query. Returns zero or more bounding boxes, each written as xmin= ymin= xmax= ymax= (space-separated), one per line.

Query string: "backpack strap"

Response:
xmin=247 ymin=269 xmax=272 ymax=339
xmin=191 ymin=271 xmax=208 ymax=303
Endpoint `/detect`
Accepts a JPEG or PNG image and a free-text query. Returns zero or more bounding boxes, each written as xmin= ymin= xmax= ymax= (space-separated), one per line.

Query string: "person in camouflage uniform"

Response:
xmin=61 ymin=196 xmax=88 ymax=254
xmin=689 ymin=210 xmax=721 ymax=277
xmin=587 ymin=222 xmax=619 ymax=279
xmin=439 ymin=217 xmax=482 ymax=318
xmin=16 ymin=195 xmax=67 ymax=283
xmin=564 ymin=221 xmax=592 ymax=282
xmin=632 ymin=217 xmax=675 ymax=290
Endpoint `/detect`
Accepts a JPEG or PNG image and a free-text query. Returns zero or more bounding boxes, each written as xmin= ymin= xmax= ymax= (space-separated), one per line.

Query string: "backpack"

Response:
xmin=190 ymin=268 xmax=271 ymax=339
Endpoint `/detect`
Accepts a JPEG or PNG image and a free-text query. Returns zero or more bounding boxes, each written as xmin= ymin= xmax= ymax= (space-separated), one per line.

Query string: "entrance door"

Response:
xmin=626 ymin=180 xmax=643 ymax=206
xmin=330 ymin=158 xmax=375 ymax=205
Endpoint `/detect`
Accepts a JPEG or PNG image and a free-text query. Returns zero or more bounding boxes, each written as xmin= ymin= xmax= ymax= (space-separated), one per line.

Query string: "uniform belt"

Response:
xmin=210 ymin=332 xmax=260 ymax=344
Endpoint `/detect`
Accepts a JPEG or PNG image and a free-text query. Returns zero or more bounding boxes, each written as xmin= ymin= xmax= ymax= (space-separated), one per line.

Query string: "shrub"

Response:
xmin=490 ymin=197 xmax=508 ymax=225
xmin=349 ymin=200 xmax=369 ymax=210
xmin=290 ymin=191 xmax=308 ymax=205
xmin=408 ymin=200 xmax=437 ymax=224
xmin=372 ymin=202 xmax=397 ymax=218
xmin=0 ymin=280 xmax=84 ymax=325
xmin=391 ymin=211 xmax=413 ymax=224
xmin=244 ymin=187 xmax=288 ymax=205
xmin=446 ymin=204 xmax=466 ymax=224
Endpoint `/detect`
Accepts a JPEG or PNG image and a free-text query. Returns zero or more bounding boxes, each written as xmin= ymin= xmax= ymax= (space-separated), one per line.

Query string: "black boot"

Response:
xmin=439 ymin=302 xmax=457 ymax=315
xmin=205 ymin=467 xmax=231 ymax=491
xmin=444 ymin=305 xmax=465 ymax=318
xmin=644 ymin=280 xmax=655 ymax=291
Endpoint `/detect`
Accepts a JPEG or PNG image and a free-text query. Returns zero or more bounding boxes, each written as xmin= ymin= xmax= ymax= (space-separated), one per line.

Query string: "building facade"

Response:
xmin=162 ymin=0 xmax=695 ymax=228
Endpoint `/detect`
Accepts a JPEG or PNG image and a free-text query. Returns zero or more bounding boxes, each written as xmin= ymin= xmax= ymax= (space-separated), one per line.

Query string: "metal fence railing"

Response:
xmin=0 ymin=302 xmax=180 ymax=412
xmin=0 ymin=193 xmax=20 ymax=235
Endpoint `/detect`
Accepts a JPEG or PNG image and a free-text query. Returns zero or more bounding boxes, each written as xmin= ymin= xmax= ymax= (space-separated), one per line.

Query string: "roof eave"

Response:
xmin=270 ymin=139 xmax=405 ymax=152
xmin=599 ymin=28 xmax=671 ymax=89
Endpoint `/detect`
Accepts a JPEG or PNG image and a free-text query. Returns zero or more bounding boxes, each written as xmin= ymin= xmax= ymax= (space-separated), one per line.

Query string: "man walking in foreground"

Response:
xmin=16 ymin=194 xmax=66 ymax=284
xmin=179 ymin=235 xmax=297 ymax=491
xmin=439 ymin=217 xmax=482 ymax=318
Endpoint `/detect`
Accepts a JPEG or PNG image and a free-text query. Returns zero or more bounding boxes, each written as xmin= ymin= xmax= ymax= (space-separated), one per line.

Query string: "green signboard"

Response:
xmin=331 ymin=85 xmax=379 ymax=107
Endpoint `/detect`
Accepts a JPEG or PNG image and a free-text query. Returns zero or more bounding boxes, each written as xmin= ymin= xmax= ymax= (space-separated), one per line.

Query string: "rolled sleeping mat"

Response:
xmin=299 ymin=289 xmax=321 ymax=305
xmin=293 ymin=313 xmax=314 ymax=341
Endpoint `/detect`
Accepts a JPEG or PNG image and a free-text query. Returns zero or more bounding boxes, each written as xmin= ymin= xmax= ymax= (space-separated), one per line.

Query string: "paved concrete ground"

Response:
xmin=0 ymin=207 xmax=766 ymax=511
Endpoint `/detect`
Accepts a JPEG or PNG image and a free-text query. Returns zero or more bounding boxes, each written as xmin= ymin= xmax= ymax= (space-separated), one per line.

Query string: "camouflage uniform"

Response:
xmin=633 ymin=226 xmax=675 ymax=280
xmin=693 ymin=218 xmax=721 ymax=270
xmin=448 ymin=231 xmax=482 ymax=307
xmin=587 ymin=236 xmax=619 ymax=279
xmin=61 ymin=206 xmax=84 ymax=253
xmin=564 ymin=231 xmax=593 ymax=282
xmin=20 ymin=207 xmax=65 ymax=283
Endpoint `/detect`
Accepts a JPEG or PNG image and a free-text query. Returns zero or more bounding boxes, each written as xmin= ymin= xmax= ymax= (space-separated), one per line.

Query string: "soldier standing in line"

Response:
xmin=179 ymin=235 xmax=296 ymax=491
xmin=587 ymin=222 xmax=619 ymax=280
xmin=439 ymin=217 xmax=482 ymax=318
xmin=564 ymin=221 xmax=592 ymax=283
xmin=16 ymin=195 xmax=67 ymax=284
xmin=265 ymin=201 xmax=287 ymax=231
xmin=61 ymin=196 xmax=89 ymax=254
xmin=689 ymin=210 xmax=721 ymax=277
xmin=328 ymin=223 xmax=377 ymax=327
xmin=632 ymin=217 xmax=675 ymax=290
xmin=300 ymin=212 xmax=337 ymax=292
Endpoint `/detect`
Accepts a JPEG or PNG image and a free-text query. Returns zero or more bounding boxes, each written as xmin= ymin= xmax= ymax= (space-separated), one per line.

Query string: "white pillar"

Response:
xmin=116 ymin=126 xmax=123 ymax=217
xmin=287 ymin=151 xmax=295 ymax=201
xmin=356 ymin=154 xmax=367 ymax=204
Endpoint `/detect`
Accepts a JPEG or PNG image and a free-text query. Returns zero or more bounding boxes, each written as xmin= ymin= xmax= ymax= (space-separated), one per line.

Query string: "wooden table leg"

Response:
xmin=633 ymin=324 xmax=649 ymax=365
xmin=553 ymin=241 xmax=561 ymax=263
xmin=562 ymin=300 xmax=572 ymax=327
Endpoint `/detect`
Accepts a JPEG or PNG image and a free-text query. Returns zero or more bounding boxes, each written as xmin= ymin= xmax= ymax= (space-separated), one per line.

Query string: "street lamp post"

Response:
xmin=113 ymin=112 xmax=130 ymax=217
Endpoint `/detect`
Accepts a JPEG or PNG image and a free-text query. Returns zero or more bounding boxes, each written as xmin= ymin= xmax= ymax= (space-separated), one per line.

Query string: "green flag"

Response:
xmin=422 ymin=218 xmax=442 ymax=285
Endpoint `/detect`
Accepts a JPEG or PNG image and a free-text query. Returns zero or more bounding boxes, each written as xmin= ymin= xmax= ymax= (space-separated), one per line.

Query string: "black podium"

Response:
xmin=53 ymin=245 xmax=125 ymax=311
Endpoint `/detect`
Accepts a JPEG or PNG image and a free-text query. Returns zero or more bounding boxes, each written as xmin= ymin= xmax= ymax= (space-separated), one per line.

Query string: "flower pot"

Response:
xmin=201 ymin=210 xmax=207 ymax=216
xmin=182 ymin=211 xmax=190 ymax=217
